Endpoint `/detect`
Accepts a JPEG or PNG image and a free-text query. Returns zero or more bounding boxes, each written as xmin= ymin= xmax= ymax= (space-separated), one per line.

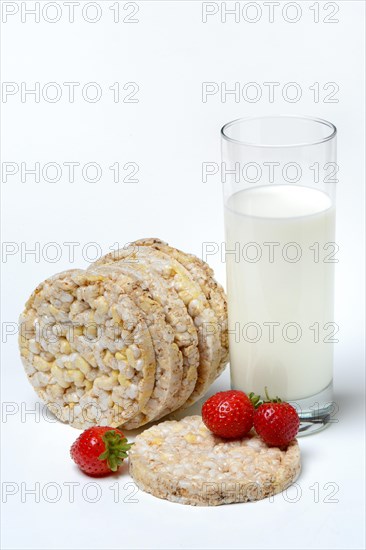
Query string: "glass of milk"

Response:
xmin=221 ymin=116 xmax=337 ymax=435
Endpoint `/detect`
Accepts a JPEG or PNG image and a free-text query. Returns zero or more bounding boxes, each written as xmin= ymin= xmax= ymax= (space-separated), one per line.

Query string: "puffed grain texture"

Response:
xmin=132 ymin=238 xmax=229 ymax=380
xmin=91 ymin=265 xmax=185 ymax=428
xmin=19 ymin=269 xmax=156 ymax=429
xmin=129 ymin=415 xmax=301 ymax=506
xmin=92 ymin=244 xmax=221 ymax=407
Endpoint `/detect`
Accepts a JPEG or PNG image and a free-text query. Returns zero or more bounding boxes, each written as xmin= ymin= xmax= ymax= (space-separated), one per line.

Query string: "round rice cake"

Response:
xmin=132 ymin=238 xmax=229 ymax=382
xmin=129 ymin=415 xmax=301 ymax=506
xmin=100 ymin=261 xmax=199 ymax=414
xmin=19 ymin=269 xmax=156 ymax=429
xmin=92 ymin=245 xmax=221 ymax=408
xmin=90 ymin=260 xmax=199 ymax=421
xmin=90 ymin=265 xmax=185 ymax=428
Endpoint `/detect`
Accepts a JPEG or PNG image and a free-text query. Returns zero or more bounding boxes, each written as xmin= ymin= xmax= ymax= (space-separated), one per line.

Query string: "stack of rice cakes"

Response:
xmin=19 ymin=239 xmax=229 ymax=429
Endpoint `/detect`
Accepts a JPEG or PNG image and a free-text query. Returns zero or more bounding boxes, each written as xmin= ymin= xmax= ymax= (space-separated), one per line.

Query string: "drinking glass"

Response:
xmin=221 ymin=115 xmax=337 ymax=435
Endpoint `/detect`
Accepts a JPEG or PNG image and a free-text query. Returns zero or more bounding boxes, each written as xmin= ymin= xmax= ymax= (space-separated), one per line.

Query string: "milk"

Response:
xmin=224 ymin=185 xmax=335 ymax=401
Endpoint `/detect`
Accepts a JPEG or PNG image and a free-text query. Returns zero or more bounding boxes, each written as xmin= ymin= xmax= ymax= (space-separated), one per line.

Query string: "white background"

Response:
xmin=1 ymin=1 xmax=365 ymax=549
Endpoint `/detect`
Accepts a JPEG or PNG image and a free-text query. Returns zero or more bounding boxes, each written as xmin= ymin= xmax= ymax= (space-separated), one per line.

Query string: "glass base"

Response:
xmin=289 ymin=382 xmax=334 ymax=436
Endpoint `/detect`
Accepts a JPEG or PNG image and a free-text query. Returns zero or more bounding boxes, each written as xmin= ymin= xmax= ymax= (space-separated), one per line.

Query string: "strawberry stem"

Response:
xmin=264 ymin=386 xmax=282 ymax=403
xmin=98 ymin=430 xmax=133 ymax=472
xmin=248 ymin=392 xmax=263 ymax=409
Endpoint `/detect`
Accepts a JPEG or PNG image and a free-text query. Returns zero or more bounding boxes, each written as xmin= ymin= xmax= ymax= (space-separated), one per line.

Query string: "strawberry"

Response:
xmin=202 ymin=390 xmax=255 ymax=439
xmin=70 ymin=426 xmax=132 ymax=476
xmin=253 ymin=390 xmax=300 ymax=447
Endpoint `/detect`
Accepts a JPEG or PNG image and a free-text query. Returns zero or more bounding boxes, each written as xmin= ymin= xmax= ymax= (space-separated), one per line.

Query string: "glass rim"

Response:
xmin=221 ymin=115 xmax=337 ymax=148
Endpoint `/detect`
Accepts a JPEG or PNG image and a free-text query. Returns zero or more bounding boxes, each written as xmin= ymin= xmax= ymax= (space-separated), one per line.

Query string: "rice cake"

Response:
xmin=90 ymin=265 xmax=186 ymax=428
xmin=132 ymin=238 xmax=229 ymax=381
xmin=129 ymin=415 xmax=301 ymax=506
xmin=92 ymin=245 xmax=221 ymax=408
xmin=19 ymin=270 xmax=156 ymax=429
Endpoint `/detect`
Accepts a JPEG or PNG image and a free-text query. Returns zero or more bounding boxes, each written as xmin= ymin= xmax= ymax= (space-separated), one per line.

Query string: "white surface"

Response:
xmin=1 ymin=1 xmax=365 ymax=549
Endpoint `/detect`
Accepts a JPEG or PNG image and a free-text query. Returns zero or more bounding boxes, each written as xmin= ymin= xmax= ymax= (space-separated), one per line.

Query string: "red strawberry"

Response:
xmin=70 ymin=426 xmax=132 ymax=476
xmin=202 ymin=390 xmax=255 ymax=439
xmin=254 ymin=400 xmax=300 ymax=447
